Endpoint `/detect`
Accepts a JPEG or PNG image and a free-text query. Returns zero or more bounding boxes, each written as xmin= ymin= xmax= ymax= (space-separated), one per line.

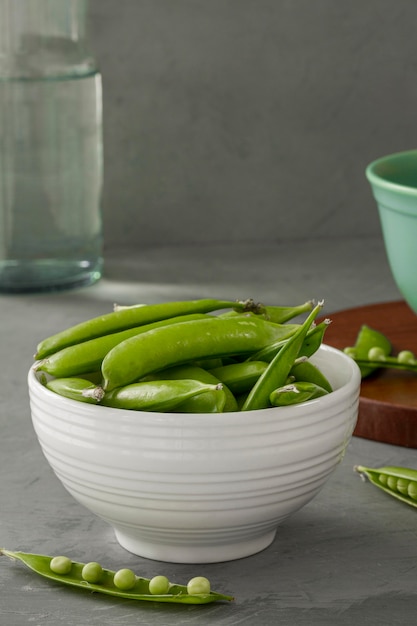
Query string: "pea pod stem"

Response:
xmin=0 ymin=549 xmax=233 ymax=605
xmin=260 ymin=300 xmax=315 ymax=323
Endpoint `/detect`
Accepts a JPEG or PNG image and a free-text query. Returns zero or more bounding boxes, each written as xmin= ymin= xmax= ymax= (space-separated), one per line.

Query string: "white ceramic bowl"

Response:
xmin=28 ymin=344 xmax=361 ymax=564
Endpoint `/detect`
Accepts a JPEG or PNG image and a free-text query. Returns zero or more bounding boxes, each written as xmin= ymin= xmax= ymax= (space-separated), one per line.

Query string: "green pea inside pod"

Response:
xmin=355 ymin=465 xmax=417 ymax=508
xmin=0 ymin=549 xmax=233 ymax=604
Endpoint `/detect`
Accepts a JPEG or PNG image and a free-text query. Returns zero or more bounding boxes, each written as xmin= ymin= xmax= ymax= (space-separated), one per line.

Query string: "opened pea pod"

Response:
xmin=343 ymin=325 xmax=417 ymax=378
xmin=355 ymin=465 xmax=417 ymax=509
xmin=0 ymin=549 xmax=233 ymax=605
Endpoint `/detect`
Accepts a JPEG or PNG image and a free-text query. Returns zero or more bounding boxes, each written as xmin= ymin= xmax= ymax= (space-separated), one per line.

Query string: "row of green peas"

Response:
xmin=343 ymin=324 xmax=417 ymax=378
xmin=49 ymin=555 xmax=209 ymax=595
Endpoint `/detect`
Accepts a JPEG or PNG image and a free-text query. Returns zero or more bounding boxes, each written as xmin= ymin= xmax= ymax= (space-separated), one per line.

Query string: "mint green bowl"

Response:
xmin=366 ymin=149 xmax=417 ymax=314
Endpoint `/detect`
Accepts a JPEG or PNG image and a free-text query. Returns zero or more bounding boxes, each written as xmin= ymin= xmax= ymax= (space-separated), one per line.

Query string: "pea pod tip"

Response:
xmin=353 ymin=465 xmax=368 ymax=481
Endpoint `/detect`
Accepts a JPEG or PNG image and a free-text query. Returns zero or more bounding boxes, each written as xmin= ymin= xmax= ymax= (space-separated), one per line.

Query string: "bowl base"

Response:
xmin=114 ymin=528 xmax=277 ymax=563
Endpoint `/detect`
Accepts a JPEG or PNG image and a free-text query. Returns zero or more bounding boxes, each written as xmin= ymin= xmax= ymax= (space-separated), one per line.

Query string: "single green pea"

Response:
xmin=345 ymin=325 xmax=392 ymax=378
xmin=50 ymin=556 xmax=72 ymax=575
xmin=113 ymin=568 xmax=137 ymax=590
xmin=397 ymin=350 xmax=416 ymax=365
xmin=148 ymin=575 xmax=170 ymax=595
xmin=386 ymin=475 xmax=398 ymax=491
xmin=368 ymin=346 xmax=387 ymax=361
xmin=396 ymin=478 xmax=410 ymax=496
xmin=187 ymin=576 xmax=211 ymax=595
xmin=81 ymin=561 xmax=103 ymax=584
xmin=378 ymin=473 xmax=388 ymax=486
xmin=408 ymin=482 xmax=417 ymax=501
xmin=343 ymin=347 xmax=357 ymax=358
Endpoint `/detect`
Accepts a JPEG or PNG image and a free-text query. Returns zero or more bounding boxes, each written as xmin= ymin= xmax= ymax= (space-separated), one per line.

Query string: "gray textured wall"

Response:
xmin=89 ymin=0 xmax=417 ymax=248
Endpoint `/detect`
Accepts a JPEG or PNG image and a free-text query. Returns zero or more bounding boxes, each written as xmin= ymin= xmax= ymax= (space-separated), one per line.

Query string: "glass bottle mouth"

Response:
xmin=0 ymin=0 xmax=96 ymax=78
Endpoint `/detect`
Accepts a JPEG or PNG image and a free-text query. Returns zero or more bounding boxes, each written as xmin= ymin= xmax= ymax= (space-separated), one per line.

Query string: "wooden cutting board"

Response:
xmin=319 ymin=301 xmax=417 ymax=448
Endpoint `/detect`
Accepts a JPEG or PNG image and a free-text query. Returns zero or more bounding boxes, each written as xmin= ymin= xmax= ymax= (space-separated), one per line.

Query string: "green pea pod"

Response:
xmin=100 ymin=379 xmax=223 ymax=412
xmin=270 ymin=381 xmax=329 ymax=407
xmin=242 ymin=301 xmax=324 ymax=411
xmin=225 ymin=300 xmax=314 ymax=324
xmin=192 ymin=357 xmax=224 ymax=370
xmin=248 ymin=319 xmax=330 ymax=363
xmin=102 ymin=316 xmax=296 ymax=391
xmin=208 ymin=361 xmax=268 ymax=395
xmin=174 ymin=388 xmax=227 ymax=413
xmin=0 ymin=549 xmax=233 ymax=605
xmin=73 ymin=370 xmax=103 ymax=385
xmin=344 ymin=325 xmax=392 ymax=378
xmin=261 ymin=300 xmax=315 ymax=323
xmin=355 ymin=465 xmax=417 ymax=509
xmin=36 ymin=314 xmax=209 ymax=378
xmin=298 ymin=319 xmax=331 ymax=359
xmin=35 ymin=298 xmax=251 ymax=359
xmin=46 ymin=378 xmax=105 ymax=403
xmin=290 ymin=360 xmax=333 ymax=393
xmin=144 ymin=364 xmax=237 ymax=412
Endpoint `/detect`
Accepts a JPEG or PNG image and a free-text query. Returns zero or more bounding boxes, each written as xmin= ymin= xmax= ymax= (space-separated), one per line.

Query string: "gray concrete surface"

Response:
xmin=2 ymin=239 xmax=417 ymax=625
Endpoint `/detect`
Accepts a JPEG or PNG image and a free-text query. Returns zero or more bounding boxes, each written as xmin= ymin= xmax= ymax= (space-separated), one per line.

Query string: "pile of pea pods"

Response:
xmin=34 ymin=297 xmax=335 ymax=413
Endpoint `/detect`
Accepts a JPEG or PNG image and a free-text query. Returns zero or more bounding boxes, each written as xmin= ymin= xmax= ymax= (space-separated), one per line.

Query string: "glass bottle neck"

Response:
xmin=0 ymin=0 xmax=97 ymax=78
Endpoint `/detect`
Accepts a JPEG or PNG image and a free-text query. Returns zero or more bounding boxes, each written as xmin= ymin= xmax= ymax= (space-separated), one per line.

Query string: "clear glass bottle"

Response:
xmin=0 ymin=0 xmax=103 ymax=293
